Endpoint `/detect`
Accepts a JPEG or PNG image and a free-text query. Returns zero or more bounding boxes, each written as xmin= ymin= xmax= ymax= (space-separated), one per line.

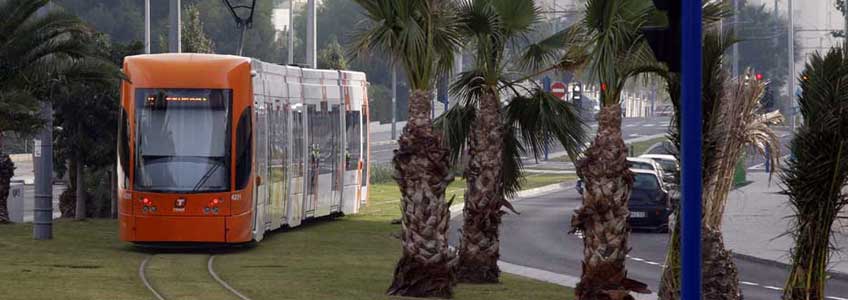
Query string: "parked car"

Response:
xmin=628 ymin=169 xmax=671 ymax=232
xmin=576 ymin=157 xmax=668 ymax=195
xmin=639 ymin=154 xmax=679 ymax=185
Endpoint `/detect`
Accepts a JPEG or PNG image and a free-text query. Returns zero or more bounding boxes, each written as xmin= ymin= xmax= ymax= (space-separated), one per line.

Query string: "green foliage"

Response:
xmin=351 ymin=0 xmax=462 ymax=91
xmin=781 ymin=45 xmax=848 ymax=298
xmin=52 ymin=0 xmax=285 ymax=62
xmin=367 ymin=84 xmax=393 ymax=124
xmin=317 ymin=36 xmax=349 ymax=69
xmin=182 ymin=4 xmax=215 ymax=53
xmin=369 ymin=164 xmax=395 ymax=184
xmin=736 ymin=2 xmax=801 ymax=106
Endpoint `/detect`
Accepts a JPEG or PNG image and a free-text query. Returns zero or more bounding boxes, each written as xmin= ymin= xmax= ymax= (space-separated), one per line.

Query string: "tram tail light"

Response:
xmin=142 ymin=198 xmax=151 ymax=206
xmin=210 ymin=198 xmax=220 ymax=206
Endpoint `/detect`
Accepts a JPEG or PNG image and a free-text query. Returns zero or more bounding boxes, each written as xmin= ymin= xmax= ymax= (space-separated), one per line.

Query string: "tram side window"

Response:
xmin=346 ymin=111 xmax=361 ymax=171
xmin=118 ymin=108 xmax=130 ymax=188
xmin=235 ymin=107 xmax=253 ymax=190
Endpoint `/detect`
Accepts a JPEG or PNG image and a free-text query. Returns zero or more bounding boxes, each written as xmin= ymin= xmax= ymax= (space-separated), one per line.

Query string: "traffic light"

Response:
xmin=755 ymin=73 xmax=764 ymax=81
xmin=642 ymin=0 xmax=681 ymax=72
xmin=572 ymin=83 xmax=582 ymax=101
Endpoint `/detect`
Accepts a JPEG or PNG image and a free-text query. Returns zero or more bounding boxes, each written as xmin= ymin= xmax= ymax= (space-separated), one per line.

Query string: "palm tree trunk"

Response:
xmin=74 ymin=155 xmax=86 ymax=221
xmin=387 ymin=89 xmax=455 ymax=298
xmin=572 ymin=104 xmax=647 ymax=299
xmin=702 ymin=226 xmax=742 ymax=300
xmin=0 ymin=133 xmax=13 ymax=223
xmin=456 ymin=90 xmax=504 ymax=283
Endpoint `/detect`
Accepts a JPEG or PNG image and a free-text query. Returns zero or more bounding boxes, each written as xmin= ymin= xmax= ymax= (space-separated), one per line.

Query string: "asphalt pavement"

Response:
xmin=448 ymin=184 xmax=848 ymax=300
xmin=370 ymin=116 xmax=674 ymax=165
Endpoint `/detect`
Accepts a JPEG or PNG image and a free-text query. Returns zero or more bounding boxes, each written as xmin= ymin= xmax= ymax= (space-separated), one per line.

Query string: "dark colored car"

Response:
xmin=627 ymin=170 xmax=671 ymax=233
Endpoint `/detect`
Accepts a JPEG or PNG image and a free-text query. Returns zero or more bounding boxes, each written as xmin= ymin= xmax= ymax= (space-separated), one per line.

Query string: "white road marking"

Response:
xmin=740 ymin=281 xmax=759 ymax=286
xmin=626 ymin=124 xmax=637 ymax=128
xmin=826 ymin=296 xmax=848 ymax=300
xmin=654 ymin=123 xmax=666 ymax=127
xmin=629 ymin=134 xmax=641 ymax=137
xmin=630 ymin=257 xmax=645 ymax=262
xmin=644 ymin=124 xmax=656 ymax=127
xmin=763 ymin=285 xmax=783 ymax=291
xmin=644 ymin=261 xmax=661 ymax=266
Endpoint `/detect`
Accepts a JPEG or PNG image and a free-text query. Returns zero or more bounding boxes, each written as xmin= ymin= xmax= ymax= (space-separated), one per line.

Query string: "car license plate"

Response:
xmin=631 ymin=211 xmax=646 ymax=218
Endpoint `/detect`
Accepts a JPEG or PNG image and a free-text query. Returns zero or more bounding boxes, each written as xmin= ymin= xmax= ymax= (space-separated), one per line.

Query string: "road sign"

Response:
xmin=551 ymin=81 xmax=567 ymax=100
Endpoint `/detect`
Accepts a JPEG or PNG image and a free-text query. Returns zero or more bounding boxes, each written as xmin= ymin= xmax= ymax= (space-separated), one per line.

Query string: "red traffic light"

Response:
xmin=600 ymin=82 xmax=607 ymax=92
xmin=755 ymin=73 xmax=763 ymax=81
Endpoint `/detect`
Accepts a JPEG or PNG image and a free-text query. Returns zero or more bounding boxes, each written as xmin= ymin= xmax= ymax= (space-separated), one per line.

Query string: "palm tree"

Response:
xmin=0 ymin=0 xmax=102 ymax=223
xmin=652 ymin=5 xmax=783 ymax=300
xmin=781 ymin=46 xmax=848 ymax=300
xmin=435 ymin=0 xmax=587 ymax=283
xmin=351 ymin=0 xmax=462 ymax=297
xmin=559 ymin=0 xmax=658 ymax=298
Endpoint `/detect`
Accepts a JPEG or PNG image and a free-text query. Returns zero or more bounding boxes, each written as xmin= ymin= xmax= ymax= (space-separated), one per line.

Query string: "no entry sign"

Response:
xmin=551 ymin=81 xmax=567 ymax=100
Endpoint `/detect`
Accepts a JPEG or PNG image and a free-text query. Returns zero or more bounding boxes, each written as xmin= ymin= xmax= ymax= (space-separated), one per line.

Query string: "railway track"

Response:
xmin=139 ymin=253 xmax=251 ymax=300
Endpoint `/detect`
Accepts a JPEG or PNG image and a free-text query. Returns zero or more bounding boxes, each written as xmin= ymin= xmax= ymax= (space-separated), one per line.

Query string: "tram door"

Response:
xmin=253 ymin=99 xmax=269 ymax=240
xmin=287 ymin=105 xmax=305 ymax=227
xmin=268 ymin=101 xmax=288 ymax=230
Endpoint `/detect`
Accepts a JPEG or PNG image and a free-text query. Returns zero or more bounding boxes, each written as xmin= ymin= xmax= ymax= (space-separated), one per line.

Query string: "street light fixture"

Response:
xmin=222 ymin=0 xmax=257 ymax=56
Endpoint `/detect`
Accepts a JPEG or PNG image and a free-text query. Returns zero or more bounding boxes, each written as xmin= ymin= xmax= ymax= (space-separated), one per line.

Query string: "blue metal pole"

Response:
xmin=543 ymin=76 xmax=552 ymax=160
xmin=680 ymin=1 xmax=703 ymax=299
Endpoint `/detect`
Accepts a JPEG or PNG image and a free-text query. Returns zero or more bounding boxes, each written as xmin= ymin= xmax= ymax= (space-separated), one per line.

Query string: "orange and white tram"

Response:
xmin=117 ymin=54 xmax=370 ymax=243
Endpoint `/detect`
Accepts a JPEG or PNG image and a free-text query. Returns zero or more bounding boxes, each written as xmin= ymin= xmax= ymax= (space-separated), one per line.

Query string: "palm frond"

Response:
xmin=434 ymin=103 xmax=476 ymax=164
xmin=505 ymin=88 xmax=588 ymax=163
xmin=501 ymin=121 xmax=526 ymax=198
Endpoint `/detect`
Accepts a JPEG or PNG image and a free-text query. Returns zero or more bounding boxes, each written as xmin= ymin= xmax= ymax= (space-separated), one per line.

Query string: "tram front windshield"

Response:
xmin=134 ymin=88 xmax=232 ymax=193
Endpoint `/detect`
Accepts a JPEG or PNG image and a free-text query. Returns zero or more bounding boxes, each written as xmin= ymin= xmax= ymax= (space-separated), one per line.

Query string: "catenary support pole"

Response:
xmin=681 ymin=0 xmax=703 ymax=298
xmin=391 ymin=66 xmax=397 ymax=140
xmin=169 ymin=0 xmax=181 ymax=53
xmin=788 ymin=0 xmax=796 ymax=130
xmin=144 ymin=0 xmax=150 ymax=54
xmin=33 ymin=4 xmax=53 ymax=240
xmin=732 ymin=0 xmax=739 ymax=77
xmin=305 ymin=0 xmax=316 ymax=68
xmin=288 ymin=0 xmax=295 ymax=64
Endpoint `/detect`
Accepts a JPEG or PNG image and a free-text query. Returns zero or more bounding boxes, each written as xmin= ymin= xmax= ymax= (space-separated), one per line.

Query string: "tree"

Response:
xmin=52 ymin=0 xmax=285 ymax=62
xmin=317 ymin=36 xmax=348 ymax=69
xmin=781 ymin=46 xmax=848 ymax=300
xmin=437 ymin=0 xmax=587 ymax=284
xmin=735 ymin=1 xmax=801 ymax=114
xmin=0 ymin=0 xmax=106 ymax=223
xmin=182 ymin=4 xmax=215 ymax=53
xmin=351 ymin=0 xmax=462 ymax=297
xmin=558 ymin=0 xmax=656 ymax=298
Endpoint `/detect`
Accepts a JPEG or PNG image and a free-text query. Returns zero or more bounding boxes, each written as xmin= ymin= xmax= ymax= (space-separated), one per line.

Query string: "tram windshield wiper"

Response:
xmin=191 ymin=158 xmax=223 ymax=192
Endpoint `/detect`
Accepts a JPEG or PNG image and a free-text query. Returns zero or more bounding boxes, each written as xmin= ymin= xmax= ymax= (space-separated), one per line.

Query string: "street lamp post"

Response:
xmin=144 ymin=0 xmax=150 ymax=54
xmin=33 ymin=4 xmax=54 ymax=241
xmin=169 ymin=0 xmax=181 ymax=53
xmin=306 ymin=0 xmax=316 ymax=68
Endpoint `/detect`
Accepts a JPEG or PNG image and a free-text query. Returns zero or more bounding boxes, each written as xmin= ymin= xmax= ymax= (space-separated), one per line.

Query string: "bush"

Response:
xmin=369 ymin=164 xmax=395 ymax=184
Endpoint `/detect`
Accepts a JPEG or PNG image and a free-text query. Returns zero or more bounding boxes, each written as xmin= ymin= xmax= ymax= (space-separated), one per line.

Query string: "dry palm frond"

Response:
xmin=702 ymin=70 xmax=783 ymax=228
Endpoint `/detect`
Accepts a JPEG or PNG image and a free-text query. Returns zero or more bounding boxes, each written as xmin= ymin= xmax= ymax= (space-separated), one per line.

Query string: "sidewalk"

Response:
xmin=723 ymin=171 xmax=848 ymax=275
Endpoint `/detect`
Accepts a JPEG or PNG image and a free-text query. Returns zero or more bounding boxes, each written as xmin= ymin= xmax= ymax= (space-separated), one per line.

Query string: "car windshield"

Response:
xmin=657 ymin=160 xmax=677 ymax=174
xmin=633 ymin=173 xmax=660 ymax=191
xmin=134 ymin=88 xmax=232 ymax=193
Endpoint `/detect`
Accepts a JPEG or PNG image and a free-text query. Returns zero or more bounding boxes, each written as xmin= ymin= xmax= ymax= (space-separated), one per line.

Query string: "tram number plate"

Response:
xmin=631 ymin=211 xmax=646 ymax=218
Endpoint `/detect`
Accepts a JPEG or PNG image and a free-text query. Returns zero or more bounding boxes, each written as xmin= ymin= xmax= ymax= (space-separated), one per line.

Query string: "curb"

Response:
xmin=733 ymin=252 xmax=848 ymax=281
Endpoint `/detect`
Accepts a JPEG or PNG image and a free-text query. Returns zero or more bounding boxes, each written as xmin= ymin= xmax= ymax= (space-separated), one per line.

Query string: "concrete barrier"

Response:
xmin=8 ymin=180 xmax=25 ymax=223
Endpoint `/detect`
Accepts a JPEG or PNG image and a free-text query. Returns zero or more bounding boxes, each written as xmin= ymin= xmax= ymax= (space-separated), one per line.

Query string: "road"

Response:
xmin=370 ymin=116 xmax=675 ymax=165
xmin=448 ymin=185 xmax=848 ymax=300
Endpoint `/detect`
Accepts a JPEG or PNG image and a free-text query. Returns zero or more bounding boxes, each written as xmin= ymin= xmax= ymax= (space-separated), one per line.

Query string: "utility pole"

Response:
xmin=144 ymin=0 xmax=150 ymax=54
xmin=391 ymin=66 xmax=397 ymax=140
xmin=305 ymin=0 xmax=316 ymax=68
xmin=732 ymin=0 xmax=739 ymax=76
xmin=288 ymin=0 xmax=295 ymax=64
xmin=169 ymin=0 xmax=181 ymax=53
xmin=787 ymin=0 xmax=796 ymax=129
xmin=33 ymin=4 xmax=54 ymax=240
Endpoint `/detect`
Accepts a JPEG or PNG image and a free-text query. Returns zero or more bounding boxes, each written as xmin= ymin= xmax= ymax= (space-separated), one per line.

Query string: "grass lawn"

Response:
xmin=0 ymin=174 xmax=574 ymax=300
